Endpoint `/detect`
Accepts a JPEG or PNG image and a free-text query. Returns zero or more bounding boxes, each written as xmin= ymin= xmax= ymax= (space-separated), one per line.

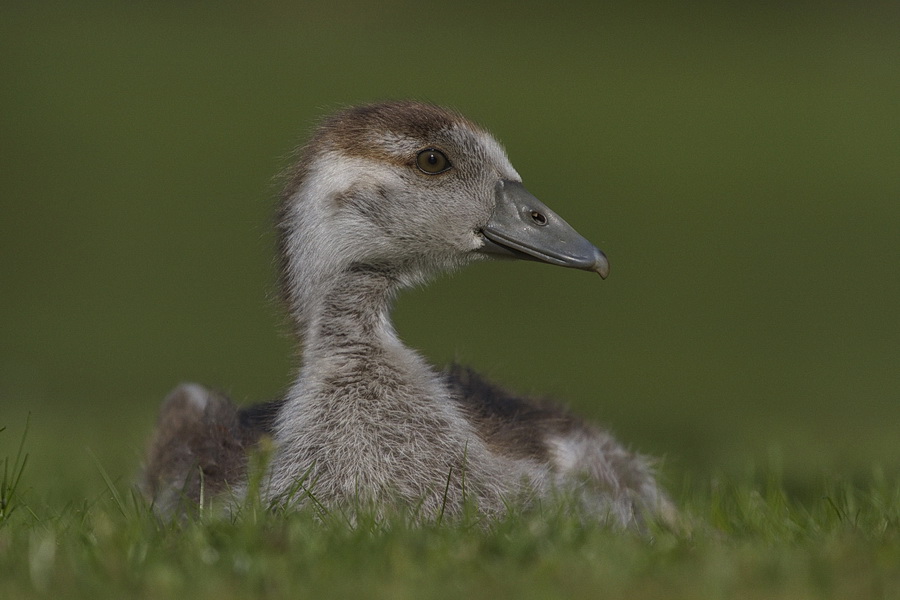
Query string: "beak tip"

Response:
xmin=593 ymin=250 xmax=610 ymax=279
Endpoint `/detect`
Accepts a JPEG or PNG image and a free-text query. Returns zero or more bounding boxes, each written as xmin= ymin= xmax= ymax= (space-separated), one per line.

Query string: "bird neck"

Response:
xmin=299 ymin=263 xmax=405 ymax=367
xmin=282 ymin=261 xmax=448 ymax=429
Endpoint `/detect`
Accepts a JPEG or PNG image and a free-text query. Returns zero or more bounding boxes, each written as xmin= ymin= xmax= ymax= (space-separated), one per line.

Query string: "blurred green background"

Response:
xmin=1 ymin=0 xmax=898 ymax=503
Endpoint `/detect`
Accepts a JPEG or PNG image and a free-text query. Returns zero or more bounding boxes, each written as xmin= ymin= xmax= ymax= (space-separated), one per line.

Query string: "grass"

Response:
xmin=0 ymin=419 xmax=30 ymax=527
xmin=0 ymin=426 xmax=898 ymax=600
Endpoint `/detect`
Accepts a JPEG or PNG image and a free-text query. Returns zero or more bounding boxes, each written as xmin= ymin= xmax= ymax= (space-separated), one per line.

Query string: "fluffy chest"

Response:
xmin=272 ymin=356 xmax=485 ymax=493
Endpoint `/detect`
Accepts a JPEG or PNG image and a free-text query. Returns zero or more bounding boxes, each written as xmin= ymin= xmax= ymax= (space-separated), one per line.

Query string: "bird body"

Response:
xmin=141 ymin=101 xmax=672 ymax=526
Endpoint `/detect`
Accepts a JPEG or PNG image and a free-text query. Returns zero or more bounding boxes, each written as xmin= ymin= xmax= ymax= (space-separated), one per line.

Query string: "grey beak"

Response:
xmin=478 ymin=180 xmax=610 ymax=279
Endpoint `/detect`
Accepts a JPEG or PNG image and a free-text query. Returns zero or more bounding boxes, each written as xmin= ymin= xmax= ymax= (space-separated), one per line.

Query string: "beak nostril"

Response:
xmin=530 ymin=210 xmax=548 ymax=226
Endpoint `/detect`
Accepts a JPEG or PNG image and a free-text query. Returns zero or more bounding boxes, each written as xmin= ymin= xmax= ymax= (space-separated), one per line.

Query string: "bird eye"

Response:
xmin=416 ymin=148 xmax=451 ymax=174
